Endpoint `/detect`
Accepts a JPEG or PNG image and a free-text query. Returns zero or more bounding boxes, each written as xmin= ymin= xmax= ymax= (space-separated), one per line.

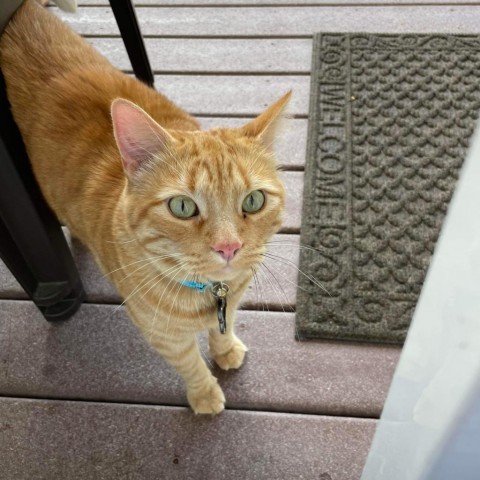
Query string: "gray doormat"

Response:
xmin=296 ymin=33 xmax=480 ymax=344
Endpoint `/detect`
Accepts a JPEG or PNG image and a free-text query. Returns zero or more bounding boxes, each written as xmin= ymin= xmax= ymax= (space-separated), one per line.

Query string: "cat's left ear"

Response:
xmin=241 ymin=91 xmax=292 ymax=150
xmin=111 ymin=98 xmax=175 ymax=182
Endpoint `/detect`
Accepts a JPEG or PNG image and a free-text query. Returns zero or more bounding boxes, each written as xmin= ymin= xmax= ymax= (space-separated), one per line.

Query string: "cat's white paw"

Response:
xmin=212 ymin=338 xmax=248 ymax=371
xmin=187 ymin=377 xmax=225 ymax=415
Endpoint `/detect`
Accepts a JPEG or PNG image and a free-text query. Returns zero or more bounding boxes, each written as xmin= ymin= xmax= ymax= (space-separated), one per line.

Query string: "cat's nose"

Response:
xmin=213 ymin=241 xmax=243 ymax=261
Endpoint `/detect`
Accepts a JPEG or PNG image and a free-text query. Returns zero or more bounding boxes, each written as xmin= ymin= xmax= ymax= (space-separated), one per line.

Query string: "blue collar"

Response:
xmin=179 ymin=280 xmax=212 ymax=292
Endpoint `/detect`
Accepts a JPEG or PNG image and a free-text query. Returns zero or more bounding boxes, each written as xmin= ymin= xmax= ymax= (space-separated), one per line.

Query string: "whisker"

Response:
xmin=116 ymin=254 xmax=182 ymax=284
xmin=257 ymin=264 xmax=289 ymax=342
xmin=263 ymin=252 xmax=308 ymax=292
xmin=263 ymin=264 xmax=307 ymax=341
xmin=250 ymin=267 xmax=261 ymax=312
xmin=147 ymin=264 xmax=187 ymax=341
xmin=147 ymin=278 xmax=171 ymax=343
xmin=262 ymin=259 xmax=310 ymax=294
xmin=258 ymin=259 xmax=303 ymax=341
xmin=261 ymin=263 xmax=294 ymax=313
xmin=164 ymin=273 xmax=189 ymax=339
xmin=251 ymin=267 xmax=267 ymax=346
xmin=103 ymin=253 xmax=181 ymax=278
xmin=263 ymin=252 xmax=331 ymax=297
xmin=103 ymin=256 xmax=160 ymax=277
xmin=261 ymin=263 xmax=302 ymax=341
xmin=257 ymin=272 xmax=271 ymax=319
xmin=139 ymin=263 xmax=187 ymax=303
xmin=114 ymin=262 xmax=186 ymax=315
xmin=266 ymin=241 xmax=329 ymax=255
xmin=258 ymin=264 xmax=286 ymax=314
xmin=110 ymin=272 xmax=153 ymax=317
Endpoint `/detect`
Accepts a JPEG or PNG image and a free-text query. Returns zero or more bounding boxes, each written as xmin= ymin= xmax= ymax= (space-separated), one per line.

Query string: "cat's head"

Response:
xmin=111 ymin=93 xmax=290 ymax=284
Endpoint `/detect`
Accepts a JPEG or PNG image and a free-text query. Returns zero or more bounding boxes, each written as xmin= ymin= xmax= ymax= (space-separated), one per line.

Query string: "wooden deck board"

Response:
xmin=0 ymin=397 xmax=376 ymax=480
xmin=79 ymin=0 xmax=480 ymax=7
xmin=154 ymin=75 xmax=309 ymax=116
xmin=0 ymin=233 xmax=302 ymax=307
xmin=89 ymin=37 xmax=312 ymax=73
xmin=56 ymin=5 xmax=480 ymax=36
xmin=0 ymin=300 xmax=399 ymax=416
xmin=199 ymin=117 xmax=308 ymax=168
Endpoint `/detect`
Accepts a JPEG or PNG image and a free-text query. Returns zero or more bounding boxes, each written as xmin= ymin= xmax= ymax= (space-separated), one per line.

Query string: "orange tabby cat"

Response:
xmin=0 ymin=0 xmax=289 ymax=414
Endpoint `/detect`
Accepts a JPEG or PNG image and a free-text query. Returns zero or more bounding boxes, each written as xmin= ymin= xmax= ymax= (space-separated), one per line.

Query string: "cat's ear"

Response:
xmin=241 ymin=91 xmax=292 ymax=150
xmin=111 ymin=98 xmax=174 ymax=181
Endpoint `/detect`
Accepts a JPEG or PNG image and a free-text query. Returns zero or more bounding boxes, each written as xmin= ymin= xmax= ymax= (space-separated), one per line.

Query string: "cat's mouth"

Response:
xmin=205 ymin=265 xmax=240 ymax=282
xmin=201 ymin=257 xmax=259 ymax=282
xmin=181 ymin=249 xmax=262 ymax=283
xmin=199 ymin=250 xmax=264 ymax=282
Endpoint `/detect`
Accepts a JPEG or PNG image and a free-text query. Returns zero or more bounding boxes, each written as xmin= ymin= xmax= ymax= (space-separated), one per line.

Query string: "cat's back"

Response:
xmin=1 ymin=0 xmax=110 ymax=82
xmin=0 ymin=0 xmax=199 ymax=133
xmin=0 ymin=0 xmax=112 ymax=129
xmin=0 ymin=0 xmax=199 ymax=243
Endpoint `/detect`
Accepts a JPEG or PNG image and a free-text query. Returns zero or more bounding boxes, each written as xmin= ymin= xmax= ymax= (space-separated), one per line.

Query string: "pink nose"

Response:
xmin=213 ymin=241 xmax=243 ymax=261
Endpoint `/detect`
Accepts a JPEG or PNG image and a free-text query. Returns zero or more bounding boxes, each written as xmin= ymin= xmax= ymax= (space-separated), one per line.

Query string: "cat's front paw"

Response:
xmin=187 ymin=377 xmax=225 ymax=415
xmin=212 ymin=337 xmax=248 ymax=371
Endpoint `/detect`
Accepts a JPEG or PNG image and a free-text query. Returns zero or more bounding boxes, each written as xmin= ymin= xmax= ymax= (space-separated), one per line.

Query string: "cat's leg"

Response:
xmin=150 ymin=333 xmax=226 ymax=415
xmin=209 ymin=309 xmax=248 ymax=371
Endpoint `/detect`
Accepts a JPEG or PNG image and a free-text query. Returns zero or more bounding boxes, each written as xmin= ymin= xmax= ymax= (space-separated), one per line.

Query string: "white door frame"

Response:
xmin=361 ymin=122 xmax=480 ymax=480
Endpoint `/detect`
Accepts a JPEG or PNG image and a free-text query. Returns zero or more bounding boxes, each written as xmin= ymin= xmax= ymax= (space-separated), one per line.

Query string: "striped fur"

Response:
xmin=0 ymin=0 xmax=289 ymax=414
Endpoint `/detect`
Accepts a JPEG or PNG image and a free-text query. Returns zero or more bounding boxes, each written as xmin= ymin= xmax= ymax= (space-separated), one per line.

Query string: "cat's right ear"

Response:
xmin=111 ymin=99 xmax=174 ymax=182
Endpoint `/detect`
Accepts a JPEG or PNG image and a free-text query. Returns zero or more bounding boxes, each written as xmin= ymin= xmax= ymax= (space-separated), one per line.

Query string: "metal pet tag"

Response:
xmin=212 ymin=282 xmax=229 ymax=334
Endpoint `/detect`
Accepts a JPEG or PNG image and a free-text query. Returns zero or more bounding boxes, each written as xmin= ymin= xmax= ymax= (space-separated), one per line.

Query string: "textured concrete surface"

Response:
xmin=0 ymin=397 xmax=376 ymax=480
xmin=0 ymin=300 xmax=399 ymax=417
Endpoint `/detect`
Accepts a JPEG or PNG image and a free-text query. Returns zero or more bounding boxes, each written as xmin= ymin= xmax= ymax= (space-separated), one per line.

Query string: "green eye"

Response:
xmin=168 ymin=196 xmax=199 ymax=219
xmin=242 ymin=190 xmax=265 ymax=214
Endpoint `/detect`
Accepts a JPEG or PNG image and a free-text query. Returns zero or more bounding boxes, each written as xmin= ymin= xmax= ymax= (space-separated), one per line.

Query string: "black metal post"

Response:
xmin=0 ymin=70 xmax=85 ymax=321
xmin=109 ymin=0 xmax=155 ymax=88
